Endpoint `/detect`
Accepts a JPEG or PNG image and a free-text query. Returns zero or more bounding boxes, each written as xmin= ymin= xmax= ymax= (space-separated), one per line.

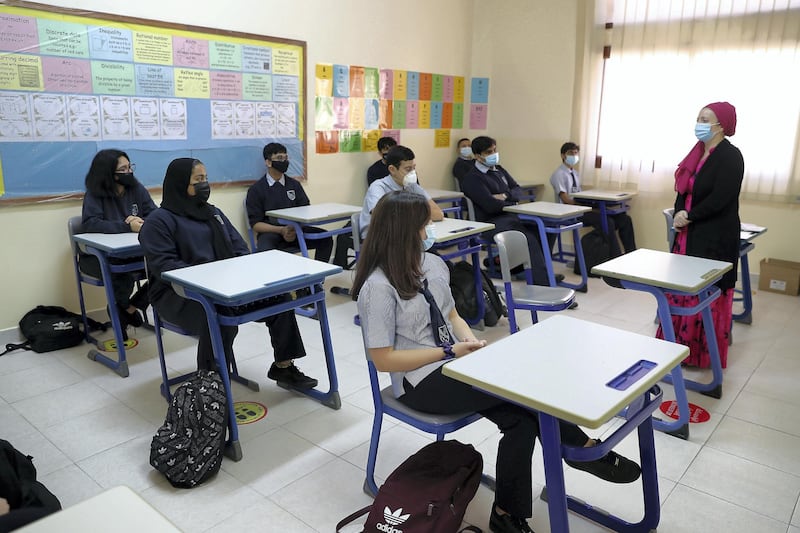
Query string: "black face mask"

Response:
xmin=115 ymin=172 xmax=136 ymax=187
xmin=271 ymin=160 xmax=290 ymax=174
xmin=193 ymin=181 xmax=211 ymax=203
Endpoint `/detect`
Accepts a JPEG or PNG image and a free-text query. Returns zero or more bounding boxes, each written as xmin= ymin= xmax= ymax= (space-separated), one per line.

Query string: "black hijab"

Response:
xmin=161 ymin=158 xmax=234 ymax=260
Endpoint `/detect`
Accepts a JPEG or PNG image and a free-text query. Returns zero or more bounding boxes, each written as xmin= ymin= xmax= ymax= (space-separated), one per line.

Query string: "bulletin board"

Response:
xmin=0 ymin=1 xmax=306 ymax=204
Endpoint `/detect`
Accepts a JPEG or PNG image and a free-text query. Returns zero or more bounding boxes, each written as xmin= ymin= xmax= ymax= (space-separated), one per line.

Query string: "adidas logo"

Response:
xmin=376 ymin=507 xmax=409 ymax=532
xmin=52 ymin=321 xmax=74 ymax=331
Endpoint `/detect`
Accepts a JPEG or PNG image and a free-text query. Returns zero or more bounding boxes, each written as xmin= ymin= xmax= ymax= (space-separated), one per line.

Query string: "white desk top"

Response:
xmin=427 ymin=188 xmax=465 ymax=200
xmin=162 ymin=250 xmax=341 ymax=303
xmin=432 ymin=218 xmax=494 ymax=243
xmin=740 ymin=222 xmax=768 ymax=242
xmin=17 ymin=486 xmax=180 ymax=532
xmin=72 ymin=232 xmax=142 ymax=253
xmin=571 ymin=189 xmax=637 ymax=202
xmin=442 ymin=315 xmax=687 ymax=428
xmin=504 ymin=201 xmax=591 ymax=219
xmin=264 ymin=202 xmax=362 ymax=223
xmin=592 ymin=248 xmax=733 ymax=293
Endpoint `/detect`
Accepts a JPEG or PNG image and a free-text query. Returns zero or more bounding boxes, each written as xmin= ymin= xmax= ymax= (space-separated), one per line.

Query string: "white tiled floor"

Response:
xmin=2 ymin=268 xmax=800 ymax=532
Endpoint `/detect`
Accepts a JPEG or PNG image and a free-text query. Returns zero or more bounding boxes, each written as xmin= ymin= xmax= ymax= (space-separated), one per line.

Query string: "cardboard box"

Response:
xmin=759 ymin=258 xmax=800 ymax=295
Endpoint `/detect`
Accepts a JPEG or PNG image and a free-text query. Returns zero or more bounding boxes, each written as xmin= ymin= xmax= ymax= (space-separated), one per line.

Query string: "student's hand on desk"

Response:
xmin=281 ymin=225 xmax=297 ymax=242
xmin=454 ymin=339 xmax=487 ymax=357
xmin=126 ymin=216 xmax=145 ymax=233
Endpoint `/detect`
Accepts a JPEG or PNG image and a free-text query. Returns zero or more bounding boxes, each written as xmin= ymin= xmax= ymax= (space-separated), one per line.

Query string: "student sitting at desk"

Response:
xmin=358 ymin=145 xmax=443 ymax=239
xmin=461 ymin=136 xmax=554 ymax=287
xmin=246 ymin=142 xmax=333 ymax=263
xmin=81 ymin=149 xmax=156 ymax=329
xmin=353 ymin=191 xmax=640 ymax=533
xmin=550 ymin=142 xmax=636 ymax=256
xmin=139 ymin=158 xmax=317 ymax=388
xmin=366 ymin=136 xmax=397 ymax=186
xmin=452 ymin=137 xmax=474 ymax=185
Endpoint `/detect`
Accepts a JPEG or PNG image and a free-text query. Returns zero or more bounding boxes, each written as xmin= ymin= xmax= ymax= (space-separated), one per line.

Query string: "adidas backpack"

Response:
xmin=1 ymin=306 xmax=92 ymax=356
xmin=449 ymin=261 xmax=506 ymax=328
xmin=336 ymin=440 xmax=483 ymax=533
xmin=150 ymin=370 xmax=228 ymax=488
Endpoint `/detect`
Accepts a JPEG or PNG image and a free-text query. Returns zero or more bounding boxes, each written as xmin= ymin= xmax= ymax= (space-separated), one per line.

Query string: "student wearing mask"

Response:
xmin=452 ymin=137 xmax=475 ymax=185
xmin=139 ymin=158 xmax=317 ymax=388
xmin=366 ymin=136 xmax=398 ymax=185
xmin=81 ymin=149 xmax=156 ymax=329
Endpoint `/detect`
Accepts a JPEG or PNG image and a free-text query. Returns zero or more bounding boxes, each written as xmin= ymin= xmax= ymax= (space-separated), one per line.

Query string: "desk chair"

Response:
xmin=363 ymin=358 xmax=483 ymax=497
xmin=494 ymin=230 xmax=575 ymax=334
xmin=243 ymin=197 xmax=257 ymax=252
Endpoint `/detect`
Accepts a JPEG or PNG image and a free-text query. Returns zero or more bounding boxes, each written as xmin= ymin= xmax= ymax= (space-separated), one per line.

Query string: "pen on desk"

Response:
xmin=448 ymin=227 xmax=475 ymax=233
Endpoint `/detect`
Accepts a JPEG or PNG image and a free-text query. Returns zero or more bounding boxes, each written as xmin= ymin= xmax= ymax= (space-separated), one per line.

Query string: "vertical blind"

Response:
xmin=587 ymin=0 xmax=800 ymax=202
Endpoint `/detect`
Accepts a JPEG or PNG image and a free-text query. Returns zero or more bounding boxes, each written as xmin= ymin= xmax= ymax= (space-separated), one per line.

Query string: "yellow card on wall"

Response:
xmin=434 ymin=129 xmax=450 ymax=148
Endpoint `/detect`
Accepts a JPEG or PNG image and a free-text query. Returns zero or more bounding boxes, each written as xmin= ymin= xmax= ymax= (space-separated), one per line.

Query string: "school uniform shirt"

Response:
xmin=245 ymin=173 xmax=310 ymax=228
xmin=366 ymin=159 xmax=389 ymax=185
xmin=550 ymin=163 xmax=581 ymax=203
xmin=452 ymin=157 xmax=475 ymax=182
xmin=357 ymin=253 xmax=457 ymax=398
xmin=460 ymin=161 xmax=523 ymax=222
xmin=139 ymin=206 xmax=249 ymax=301
xmin=358 ymin=176 xmax=431 ymax=238
xmin=82 ymin=183 xmax=157 ymax=233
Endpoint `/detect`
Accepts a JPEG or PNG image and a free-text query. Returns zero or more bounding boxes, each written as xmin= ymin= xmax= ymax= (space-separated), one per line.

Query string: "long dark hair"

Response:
xmin=352 ymin=190 xmax=431 ymax=300
xmin=85 ymin=149 xmax=133 ymax=197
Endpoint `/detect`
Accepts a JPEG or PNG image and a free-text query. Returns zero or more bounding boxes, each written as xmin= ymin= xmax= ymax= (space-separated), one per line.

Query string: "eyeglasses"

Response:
xmin=116 ymin=163 xmax=136 ymax=173
xmin=270 ymin=155 xmax=289 ymax=162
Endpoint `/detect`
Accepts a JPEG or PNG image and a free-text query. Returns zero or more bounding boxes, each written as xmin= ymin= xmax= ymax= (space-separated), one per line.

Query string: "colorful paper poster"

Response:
xmin=418 ymin=101 xmax=431 ymax=129
xmin=38 ymin=19 xmax=89 ymax=58
xmin=469 ymin=103 xmax=487 ymax=129
xmin=392 ymin=70 xmax=407 ymax=101
xmin=419 ymin=72 xmax=432 ymax=101
xmin=349 ymin=97 xmax=365 ymax=129
xmin=315 ymin=63 xmax=333 ymax=97
xmin=453 ymin=76 xmax=465 ymax=103
xmin=378 ymin=99 xmax=392 ymax=129
xmin=210 ymin=71 xmax=242 ymax=100
xmin=442 ymin=75 xmax=454 ymax=102
xmin=315 ymin=96 xmax=333 ymax=130
xmin=272 ymin=47 xmax=300 ymax=76
xmin=272 ymin=75 xmax=298 ymax=102
xmin=391 ymin=100 xmax=406 ymax=129
xmin=333 ymin=97 xmax=349 ymax=129
xmin=364 ymin=98 xmax=379 ymax=130
xmin=364 ymin=67 xmax=379 ymax=98
xmin=363 ymin=129 xmax=381 ymax=152
xmin=452 ymin=102 xmax=463 ymax=128
xmin=350 ymin=66 xmax=365 ymax=97
xmin=471 ymin=77 xmax=489 ymax=103
xmin=0 ymin=54 xmax=43 ymax=91
xmin=434 ymin=129 xmax=450 ymax=148
xmin=379 ymin=69 xmax=393 ymax=99
xmin=431 ymin=74 xmax=443 ymax=101
xmin=174 ymin=67 xmax=209 ymax=98
xmin=406 ymin=71 xmax=419 ymax=101
xmin=315 ymin=130 xmax=339 ymax=153
xmin=241 ymin=44 xmax=271 ymax=74
xmin=405 ymin=100 xmax=419 ymax=128
xmin=441 ymin=102 xmax=452 ymax=129
xmin=88 ymin=25 xmax=133 ymax=62
xmin=381 ymin=129 xmax=400 ymax=143
xmin=340 ymin=129 xmax=362 ymax=152
xmin=132 ymin=31 xmax=172 ymax=66
xmin=173 ymin=37 xmax=209 ymax=68
xmin=43 ymin=57 xmax=92 ymax=93
xmin=333 ymin=64 xmax=349 ymax=97
xmin=429 ymin=101 xmax=442 ymax=129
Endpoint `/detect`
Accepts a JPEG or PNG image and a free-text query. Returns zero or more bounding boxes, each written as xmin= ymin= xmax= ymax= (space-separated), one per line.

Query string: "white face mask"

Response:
xmin=403 ymin=170 xmax=418 ymax=187
xmin=422 ymin=224 xmax=436 ymax=250
xmin=459 ymin=146 xmax=472 ymax=159
xmin=565 ymin=154 xmax=579 ymax=166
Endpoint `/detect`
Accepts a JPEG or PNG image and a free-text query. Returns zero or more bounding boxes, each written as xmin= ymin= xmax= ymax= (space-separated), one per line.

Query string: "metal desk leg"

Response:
xmin=538 ymin=413 xmax=570 ymax=532
xmin=733 ymin=248 xmax=753 ymax=324
xmin=85 ymin=249 xmax=130 ymax=378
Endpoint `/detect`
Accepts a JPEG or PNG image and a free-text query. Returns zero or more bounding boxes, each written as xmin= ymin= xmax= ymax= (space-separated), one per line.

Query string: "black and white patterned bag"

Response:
xmin=149 ymin=370 xmax=228 ymax=488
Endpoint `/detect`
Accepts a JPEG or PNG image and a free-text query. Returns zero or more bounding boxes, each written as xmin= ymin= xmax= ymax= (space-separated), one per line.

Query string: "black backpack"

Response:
xmin=336 ymin=440 xmax=483 ymax=533
xmin=449 ymin=261 xmax=506 ymax=327
xmin=574 ymin=230 xmax=614 ymax=277
xmin=1 ymin=305 xmax=104 ymax=356
xmin=150 ymin=370 xmax=228 ymax=488
xmin=0 ymin=439 xmax=62 ymax=530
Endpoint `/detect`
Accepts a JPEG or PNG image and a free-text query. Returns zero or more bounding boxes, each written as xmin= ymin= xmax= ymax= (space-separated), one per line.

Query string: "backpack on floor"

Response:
xmin=150 ymin=370 xmax=228 ymax=489
xmin=449 ymin=261 xmax=506 ymax=327
xmin=574 ymin=230 xmax=614 ymax=277
xmin=1 ymin=305 xmax=104 ymax=356
xmin=336 ymin=440 xmax=484 ymax=533
xmin=0 ymin=439 xmax=62 ymax=529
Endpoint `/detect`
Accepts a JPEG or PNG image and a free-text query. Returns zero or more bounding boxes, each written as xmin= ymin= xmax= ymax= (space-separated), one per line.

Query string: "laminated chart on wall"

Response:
xmin=314 ymin=62 xmax=474 ymax=154
xmin=469 ymin=77 xmax=489 ymax=129
xmin=0 ymin=2 xmax=306 ymax=201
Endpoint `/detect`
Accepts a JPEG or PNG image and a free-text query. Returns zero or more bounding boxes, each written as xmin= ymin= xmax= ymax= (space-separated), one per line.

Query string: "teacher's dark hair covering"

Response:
xmin=85 ymin=148 xmax=134 ymax=197
xmin=160 ymin=157 xmax=234 ymax=260
xmin=351 ymin=190 xmax=431 ymax=301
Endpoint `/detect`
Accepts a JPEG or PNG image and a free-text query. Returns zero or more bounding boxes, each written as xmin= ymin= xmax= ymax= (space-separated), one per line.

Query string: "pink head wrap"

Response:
xmin=674 ymin=101 xmax=737 ymax=194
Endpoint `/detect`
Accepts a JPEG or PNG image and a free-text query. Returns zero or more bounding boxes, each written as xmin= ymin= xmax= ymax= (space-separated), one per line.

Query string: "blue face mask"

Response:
xmin=695 ymin=122 xmax=718 ymax=142
xmin=422 ymin=224 xmax=436 ymax=251
xmin=459 ymin=146 xmax=472 ymax=159
xmin=483 ymin=152 xmax=499 ymax=166
xmin=565 ymin=154 xmax=579 ymax=167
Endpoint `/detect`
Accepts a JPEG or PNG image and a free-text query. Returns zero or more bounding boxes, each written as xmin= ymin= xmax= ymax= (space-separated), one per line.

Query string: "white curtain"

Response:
xmin=582 ymin=0 xmax=800 ymax=202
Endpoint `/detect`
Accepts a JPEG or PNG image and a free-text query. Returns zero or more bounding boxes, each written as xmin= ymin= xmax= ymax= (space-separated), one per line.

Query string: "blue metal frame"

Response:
xmin=574 ymin=197 xmax=629 ymax=234
xmin=514 ymin=213 xmax=588 ymax=290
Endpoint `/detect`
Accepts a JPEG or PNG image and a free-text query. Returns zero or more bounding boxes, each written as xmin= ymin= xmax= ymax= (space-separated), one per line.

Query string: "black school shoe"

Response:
xmin=565 ymin=441 xmax=641 ymax=483
xmin=117 ymin=305 xmax=144 ymax=328
xmin=267 ymin=363 xmax=318 ymax=390
xmin=489 ymin=506 xmax=534 ymax=533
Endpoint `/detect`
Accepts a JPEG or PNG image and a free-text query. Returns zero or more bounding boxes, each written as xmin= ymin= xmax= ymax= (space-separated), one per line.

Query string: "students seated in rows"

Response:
xmin=246 ymin=143 xmax=333 ymax=262
xmin=359 ymin=145 xmax=443 ymax=239
xmin=549 ymin=142 xmax=636 ymax=256
xmin=139 ymin=158 xmax=317 ymax=388
xmin=353 ymin=191 xmax=641 ymax=533
xmin=81 ymin=149 xmax=156 ymax=329
xmin=460 ymin=136 xmax=554 ymax=286
xmin=366 ymin=136 xmax=397 ymax=186
xmin=452 ymin=137 xmax=474 ymax=185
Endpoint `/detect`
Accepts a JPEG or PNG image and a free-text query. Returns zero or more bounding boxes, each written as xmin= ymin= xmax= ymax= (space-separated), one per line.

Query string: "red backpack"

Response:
xmin=337 ymin=440 xmax=483 ymax=533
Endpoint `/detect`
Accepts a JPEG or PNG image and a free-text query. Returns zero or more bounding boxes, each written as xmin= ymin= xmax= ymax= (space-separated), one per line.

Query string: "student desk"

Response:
xmin=263 ymin=202 xmax=362 ymax=258
xmin=503 ymin=202 xmax=592 ymax=290
xmin=592 ymin=249 xmax=733 ymax=439
xmin=570 ymin=189 xmax=637 ymax=234
xmin=431 ymin=218 xmax=495 ymax=326
xmin=72 ymin=232 xmax=145 ymax=378
xmin=443 ymin=315 xmax=687 ymax=533
xmin=161 ymin=250 xmax=342 ymax=460
xmin=427 ymin=188 xmax=465 ymax=218
xmin=17 ymin=485 xmax=180 ymax=532
xmin=517 ymin=181 xmax=544 ymax=203
xmin=735 ymin=223 xmax=768 ymax=325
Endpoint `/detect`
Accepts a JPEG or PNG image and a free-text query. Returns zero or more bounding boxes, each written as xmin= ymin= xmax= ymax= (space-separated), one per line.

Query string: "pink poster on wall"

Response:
xmin=469 ymin=104 xmax=488 ymax=129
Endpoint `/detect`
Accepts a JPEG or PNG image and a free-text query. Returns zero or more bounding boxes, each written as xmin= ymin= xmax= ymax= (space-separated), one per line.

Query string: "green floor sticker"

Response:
xmin=234 ymin=401 xmax=268 ymax=424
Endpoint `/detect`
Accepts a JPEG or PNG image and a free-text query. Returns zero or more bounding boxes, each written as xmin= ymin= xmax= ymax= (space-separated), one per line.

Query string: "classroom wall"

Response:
xmin=1 ymin=0 xmax=798 ymax=332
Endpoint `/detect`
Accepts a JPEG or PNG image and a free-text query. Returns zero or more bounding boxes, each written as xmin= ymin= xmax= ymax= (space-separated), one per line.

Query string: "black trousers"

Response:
xmin=79 ymin=255 xmax=141 ymax=309
xmin=153 ymin=290 xmax=306 ymax=371
xmin=399 ymin=367 xmax=590 ymax=518
xmin=547 ymin=211 xmax=637 ymax=258
xmin=257 ymin=226 xmax=333 ymax=263
xmin=486 ymin=214 xmax=550 ymax=286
